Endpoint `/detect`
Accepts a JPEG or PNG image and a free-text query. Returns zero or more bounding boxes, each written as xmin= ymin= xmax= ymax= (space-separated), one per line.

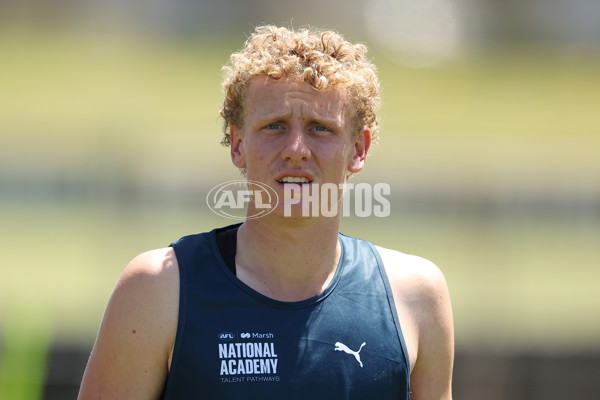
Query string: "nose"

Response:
xmin=281 ymin=125 xmax=311 ymax=164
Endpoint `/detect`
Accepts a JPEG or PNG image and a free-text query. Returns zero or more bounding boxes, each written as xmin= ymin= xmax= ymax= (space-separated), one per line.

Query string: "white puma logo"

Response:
xmin=334 ymin=341 xmax=366 ymax=368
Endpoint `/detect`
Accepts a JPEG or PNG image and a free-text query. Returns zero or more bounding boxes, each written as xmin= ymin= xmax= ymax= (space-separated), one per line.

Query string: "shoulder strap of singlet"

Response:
xmin=215 ymin=224 xmax=239 ymax=275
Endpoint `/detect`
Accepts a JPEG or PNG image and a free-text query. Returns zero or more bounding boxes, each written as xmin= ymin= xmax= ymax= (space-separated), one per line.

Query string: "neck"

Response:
xmin=235 ymin=216 xmax=342 ymax=302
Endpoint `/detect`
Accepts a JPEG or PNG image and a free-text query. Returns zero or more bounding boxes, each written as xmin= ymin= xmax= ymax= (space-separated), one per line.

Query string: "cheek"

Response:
xmin=244 ymin=143 xmax=269 ymax=168
xmin=319 ymin=143 xmax=349 ymax=161
xmin=246 ymin=154 xmax=263 ymax=166
xmin=337 ymin=145 xmax=355 ymax=164
xmin=325 ymin=151 xmax=353 ymax=177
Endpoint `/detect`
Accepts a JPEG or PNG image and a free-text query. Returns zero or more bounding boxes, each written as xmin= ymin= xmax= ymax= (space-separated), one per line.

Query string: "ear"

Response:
xmin=348 ymin=126 xmax=371 ymax=174
xmin=230 ymin=125 xmax=246 ymax=168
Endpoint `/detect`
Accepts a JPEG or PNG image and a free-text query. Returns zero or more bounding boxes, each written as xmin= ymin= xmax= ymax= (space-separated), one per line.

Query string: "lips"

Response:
xmin=275 ymin=173 xmax=314 ymax=184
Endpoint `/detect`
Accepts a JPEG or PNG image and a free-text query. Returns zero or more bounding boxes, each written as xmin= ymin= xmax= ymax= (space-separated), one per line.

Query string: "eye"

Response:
xmin=266 ymin=123 xmax=281 ymax=130
xmin=311 ymin=124 xmax=334 ymax=136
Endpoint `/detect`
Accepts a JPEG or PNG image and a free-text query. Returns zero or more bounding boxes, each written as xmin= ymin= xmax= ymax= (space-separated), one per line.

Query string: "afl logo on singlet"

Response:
xmin=218 ymin=332 xmax=235 ymax=341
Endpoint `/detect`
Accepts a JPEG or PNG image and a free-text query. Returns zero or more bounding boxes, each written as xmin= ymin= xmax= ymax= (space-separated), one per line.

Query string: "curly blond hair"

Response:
xmin=220 ymin=25 xmax=381 ymax=146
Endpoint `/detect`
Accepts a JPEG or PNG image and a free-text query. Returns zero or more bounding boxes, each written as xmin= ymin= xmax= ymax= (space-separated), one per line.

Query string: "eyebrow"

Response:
xmin=253 ymin=110 xmax=344 ymax=128
xmin=252 ymin=110 xmax=293 ymax=124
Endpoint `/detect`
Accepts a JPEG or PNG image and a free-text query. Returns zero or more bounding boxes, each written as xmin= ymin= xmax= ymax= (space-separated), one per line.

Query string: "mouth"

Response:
xmin=277 ymin=176 xmax=312 ymax=184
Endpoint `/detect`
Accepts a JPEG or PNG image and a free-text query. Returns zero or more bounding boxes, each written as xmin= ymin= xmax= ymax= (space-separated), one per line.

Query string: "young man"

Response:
xmin=78 ymin=25 xmax=454 ymax=399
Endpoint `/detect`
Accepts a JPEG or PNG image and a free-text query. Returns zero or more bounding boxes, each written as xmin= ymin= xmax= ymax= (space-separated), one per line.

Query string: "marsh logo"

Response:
xmin=219 ymin=332 xmax=235 ymax=341
xmin=207 ymin=180 xmax=279 ymax=220
xmin=240 ymin=333 xmax=251 ymax=339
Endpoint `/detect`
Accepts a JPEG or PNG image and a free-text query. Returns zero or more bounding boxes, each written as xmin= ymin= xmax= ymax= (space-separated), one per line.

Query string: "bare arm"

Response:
xmin=78 ymin=248 xmax=179 ymax=400
xmin=377 ymin=246 xmax=454 ymax=400
xmin=407 ymin=259 xmax=454 ymax=400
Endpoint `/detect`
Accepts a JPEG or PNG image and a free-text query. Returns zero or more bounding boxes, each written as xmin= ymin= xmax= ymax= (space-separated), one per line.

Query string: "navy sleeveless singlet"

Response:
xmin=161 ymin=224 xmax=411 ymax=399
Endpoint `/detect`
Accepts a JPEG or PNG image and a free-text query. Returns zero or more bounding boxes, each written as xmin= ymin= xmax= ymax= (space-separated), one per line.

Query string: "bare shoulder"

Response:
xmin=78 ymin=247 xmax=180 ymax=399
xmin=375 ymin=245 xmax=454 ymax=400
xmin=109 ymin=247 xmax=180 ymax=339
xmin=120 ymin=247 xmax=179 ymax=289
xmin=374 ymin=245 xmax=452 ymax=334
xmin=375 ymin=245 xmax=449 ymax=300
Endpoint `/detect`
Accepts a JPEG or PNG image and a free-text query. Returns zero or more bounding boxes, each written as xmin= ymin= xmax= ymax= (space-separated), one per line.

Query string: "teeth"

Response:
xmin=280 ymin=177 xmax=310 ymax=183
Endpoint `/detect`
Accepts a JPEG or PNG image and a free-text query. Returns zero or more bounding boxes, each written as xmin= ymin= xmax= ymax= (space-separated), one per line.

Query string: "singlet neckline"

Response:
xmin=210 ymin=223 xmax=346 ymax=309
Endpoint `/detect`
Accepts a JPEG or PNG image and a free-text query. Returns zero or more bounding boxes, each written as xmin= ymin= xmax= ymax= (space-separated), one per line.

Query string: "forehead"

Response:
xmin=243 ymin=76 xmax=350 ymax=122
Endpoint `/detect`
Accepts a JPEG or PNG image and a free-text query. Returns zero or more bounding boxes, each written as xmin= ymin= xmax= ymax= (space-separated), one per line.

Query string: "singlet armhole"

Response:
xmin=369 ymin=243 xmax=412 ymax=385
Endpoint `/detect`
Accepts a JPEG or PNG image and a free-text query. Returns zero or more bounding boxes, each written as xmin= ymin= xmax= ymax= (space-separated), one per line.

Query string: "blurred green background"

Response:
xmin=1 ymin=0 xmax=599 ymax=397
